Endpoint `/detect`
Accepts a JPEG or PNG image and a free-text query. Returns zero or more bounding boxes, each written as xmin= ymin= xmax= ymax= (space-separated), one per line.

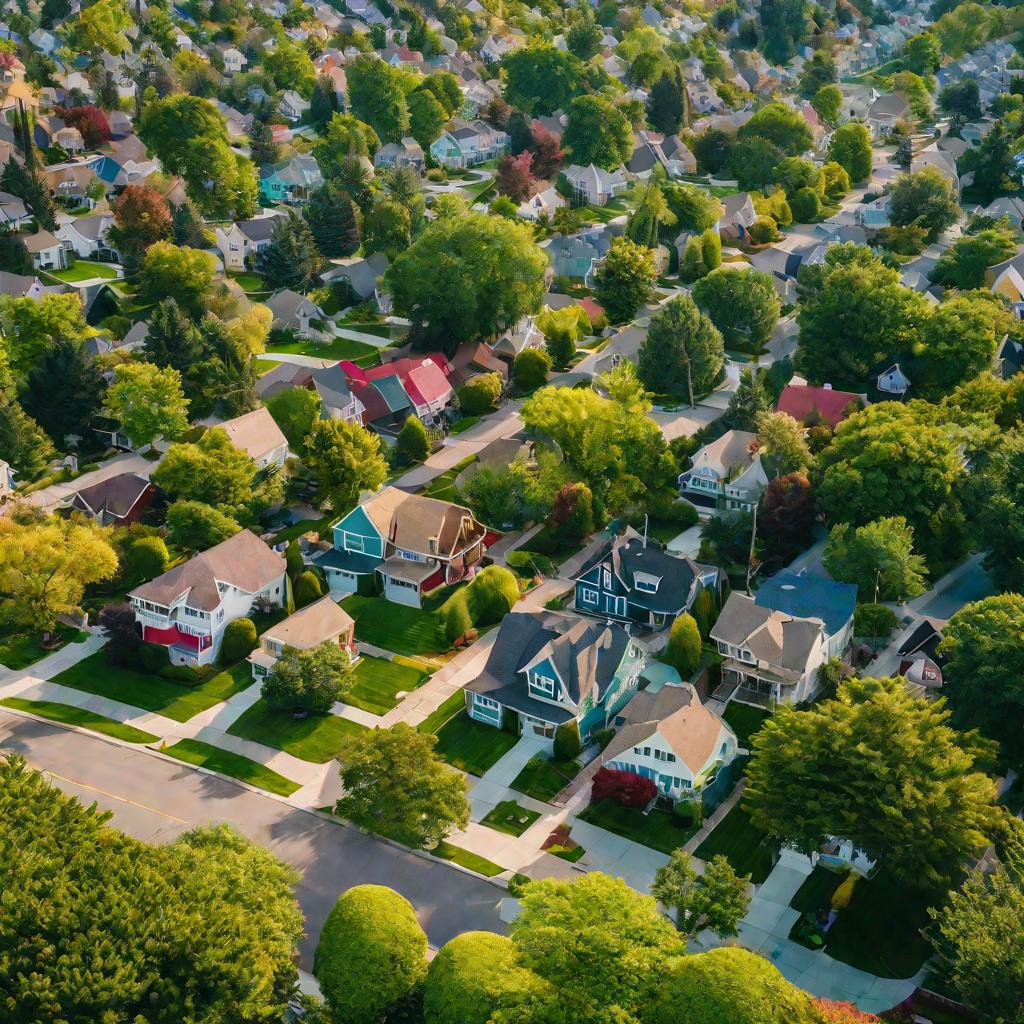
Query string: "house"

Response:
xmin=517 ymin=186 xmax=566 ymax=221
xmin=22 ymin=228 xmax=66 ymax=271
xmin=315 ymin=486 xmax=489 ymax=605
xmin=602 ymin=682 xmax=739 ymax=800
xmin=867 ymin=92 xmax=911 ymax=136
xmin=626 ymin=132 xmax=697 ymax=179
xmin=996 ymin=335 xmax=1024 ymax=379
xmin=0 ymin=270 xmax=48 ymax=299
xmin=219 ymin=407 xmax=289 ymax=469
xmin=776 ymin=382 xmax=863 ymax=428
xmin=222 ymin=46 xmax=247 ymax=73
xmin=987 ymin=250 xmax=1024 ymax=305
xmin=373 ymin=136 xmax=424 ymax=170
xmin=543 ymin=221 xmax=624 ymax=283
xmin=679 ymin=430 xmax=766 ymax=511
xmin=481 ymin=33 xmax=520 ymax=63
xmin=42 ymin=160 xmax=101 ymax=208
xmin=259 ymin=155 xmax=323 ymax=204
xmin=54 ymin=125 xmax=84 ymax=154
xmin=464 ymin=610 xmax=646 ymax=741
xmin=0 ymin=459 xmax=15 ymax=504
xmin=69 ymin=472 xmax=156 ymax=525
xmin=856 ymin=195 xmax=892 ymax=231
xmin=343 ymin=355 xmax=454 ymax=430
xmin=0 ymin=190 xmax=29 ymax=228
xmin=709 ymin=591 xmax=831 ymax=707
xmin=877 ymin=362 xmax=910 ymax=397
xmin=128 ymin=530 xmax=287 ymax=666
xmin=564 ymin=163 xmax=629 ymax=206
xmin=895 ymin=616 xmax=947 ymax=695
xmin=320 ymin=251 xmax=389 ymax=308
xmin=718 ymin=192 xmax=757 ymax=241
xmin=574 ymin=527 xmax=720 ymax=632
xmin=215 ymin=213 xmax=282 ymax=271
xmin=279 ymin=90 xmax=311 ymax=122
xmin=755 ymin=569 xmax=857 ymax=661
xmin=265 ymin=289 xmax=331 ymax=341
xmin=310 ymin=362 xmax=365 ymax=423
xmin=55 ymin=212 xmax=117 ymax=260
xmin=430 ymin=119 xmax=509 ymax=168
xmin=247 ymin=596 xmax=356 ymax=680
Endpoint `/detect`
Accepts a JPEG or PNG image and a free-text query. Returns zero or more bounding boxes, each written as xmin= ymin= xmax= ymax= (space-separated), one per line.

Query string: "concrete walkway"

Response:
xmin=256 ymin=352 xmax=335 ymax=369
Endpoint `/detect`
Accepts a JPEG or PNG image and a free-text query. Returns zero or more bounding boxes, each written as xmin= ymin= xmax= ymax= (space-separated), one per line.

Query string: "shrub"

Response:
xmin=285 ymin=538 xmax=304 ymax=579
xmin=853 ymin=603 xmax=898 ymax=641
xmin=293 ymin=570 xmax=323 ymax=608
xmin=553 ymin=720 xmax=581 ymax=760
xmin=665 ymin=612 xmax=701 ymax=677
xmin=690 ymin=587 xmax=719 ymax=639
xmin=443 ymin=598 xmax=473 ymax=643
xmin=830 ymin=874 xmax=857 ymax=910
xmin=397 ymin=415 xmax=430 ymax=464
xmin=592 ymin=727 xmax=615 ymax=750
xmin=512 ymin=348 xmax=552 ymax=391
xmin=748 ymin=215 xmax=780 ymax=244
xmin=136 ymin=642 xmax=168 ymax=674
xmin=458 ymin=373 xmax=502 ymax=416
xmin=549 ymin=482 xmax=594 ymax=545
xmin=673 ymin=799 xmax=702 ymax=826
xmin=591 ymin=766 xmax=658 ymax=807
xmin=221 ymin=617 xmax=257 ymax=662
xmin=790 ymin=186 xmax=823 ymax=223
xmin=465 ymin=565 xmax=519 ymax=624
xmin=507 ymin=872 xmax=532 ymax=897
xmin=124 ymin=535 xmax=168 ymax=582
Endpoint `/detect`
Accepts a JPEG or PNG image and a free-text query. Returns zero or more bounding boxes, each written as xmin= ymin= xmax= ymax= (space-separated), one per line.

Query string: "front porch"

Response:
xmin=711 ymin=665 xmax=783 ymax=710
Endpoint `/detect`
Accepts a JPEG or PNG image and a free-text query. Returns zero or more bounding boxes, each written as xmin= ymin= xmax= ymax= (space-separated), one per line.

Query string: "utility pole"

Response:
xmin=745 ymin=503 xmax=758 ymax=595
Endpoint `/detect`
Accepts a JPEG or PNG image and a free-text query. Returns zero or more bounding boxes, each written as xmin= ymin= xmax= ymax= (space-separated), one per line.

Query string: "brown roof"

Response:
xmin=261 ymin=596 xmax=353 ymax=649
xmin=360 ymin=486 xmax=485 ymax=559
xmin=129 ymin=529 xmax=285 ymax=610
xmin=219 ymin=407 xmax=288 ymax=461
xmin=72 ymin=472 xmax=153 ymax=520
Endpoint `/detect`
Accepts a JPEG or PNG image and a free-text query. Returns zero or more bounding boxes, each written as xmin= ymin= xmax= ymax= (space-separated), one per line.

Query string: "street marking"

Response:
xmin=37 ymin=769 xmax=189 ymax=825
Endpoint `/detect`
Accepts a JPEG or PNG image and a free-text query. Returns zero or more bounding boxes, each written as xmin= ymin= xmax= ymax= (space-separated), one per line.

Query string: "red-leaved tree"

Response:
xmin=111 ymin=185 xmax=173 ymax=251
xmin=530 ymin=123 xmax=564 ymax=180
xmin=592 ymin=767 xmax=658 ymax=808
xmin=814 ymin=999 xmax=879 ymax=1023
xmin=496 ymin=150 xmax=536 ymax=202
xmin=56 ymin=105 xmax=111 ymax=148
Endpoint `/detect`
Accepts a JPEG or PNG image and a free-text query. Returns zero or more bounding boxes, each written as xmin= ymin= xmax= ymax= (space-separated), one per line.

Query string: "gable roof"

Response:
xmin=311 ymin=363 xmax=355 ymax=410
xmin=219 ymin=407 xmax=288 ymax=461
xmin=754 ymin=569 xmax=856 ymax=638
xmin=129 ymin=529 xmax=285 ymax=610
xmin=71 ymin=472 xmax=152 ymax=519
xmin=353 ymin=486 xmax=483 ymax=558
xmin=776 ymin=384 xmax=863 ymax=428
xmin=691 ymin=429 xmax=757 ymax=477
xmin=260 ymin=595 xmax=354 ymax=649
xmin=710 ymin=591 xmax=823 ymax=676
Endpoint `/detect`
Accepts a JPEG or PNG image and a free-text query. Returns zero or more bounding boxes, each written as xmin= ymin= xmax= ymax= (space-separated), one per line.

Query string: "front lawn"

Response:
xmin=0 ymin=625 xmax=89 ymax=671
xmin=228 ymin=271 xmax=265 ymax=292
xmin=49 ymin=261 xmax=119 ymax=282
xmin=520 ymin=524 xmax=586 ymax=567
xmin=163 ymin=738 xmax=301 ymax=797
xmin=693 ymin=802 xmax=778 ymax=883
xmin=432 ymin=711 xmax=519 ymax=776
xmin=433 ymin=840 xmax=504 ymax=877
xmin=510 ymin=755 xmax=580 ymax=803
xmin=53 ymin=654 xmax=255 ymax=724
xmin=417 ymin=690 xmax=466 ymax=735
xmin=227 ymin=699 xmax=365 ymax=762
xmin=344 ymin=655 xmax=430 ymax=716
xmin=0 ymin=697 xmax=158 ymax=744
xmin=417 ymin=455 xmax=478 ymax=502
xmin=447 ymin=415 xmax=481 ymax=435
xmin=788 ymin=866 xmax=938 ymax=978
xmin=341 ymin=593 xmax=450 ymax=657
xmin=578 ymin=799 xmax=697 ymax=855
xmin=265 ymin=335 xmax=381 ymax=365
xmin=723 ymin=702 xmax=770 ymax=751
xmin=481 ymin=799 xmax=541 ymax=837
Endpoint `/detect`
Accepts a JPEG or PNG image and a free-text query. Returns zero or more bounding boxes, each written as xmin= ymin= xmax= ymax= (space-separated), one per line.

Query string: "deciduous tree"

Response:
xmin=137 ymin=240 xmax=218 ymax=318
xmin=651 ymin=850 xmax=750 ymax=940
xmin=823 ymin=516 xmax=928 ymax=601
xmin=594 ymin=236 xmax=656 ymax=324
xmin=262 ymin=640 xmax=354 ymax=713
xmin=638 ymin=294 xmax=723 ymax=407
xmin=305 ymin=417 xmax=389 ymax=513
xmin=738 ymin=100 xmax=813 ymax=155
xmin=104 ymin=362 xmax=190 ymax=449
xmin=562 ymin=94 xmax=633 ymax=170
xmin=502 ymin=41 xmax=583 ymax=116
xmin=692 ymin=268 xmax=780 ymax=353
xmin=827 ymin=122 xmax=873 ymax=182
xmin=889 ymin=167 xmax=961 ymax=242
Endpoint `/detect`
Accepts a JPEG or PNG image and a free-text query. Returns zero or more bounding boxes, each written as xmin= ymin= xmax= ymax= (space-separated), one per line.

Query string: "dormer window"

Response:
xmin=530 ymin=674 xmax=555 ymax=697
xmin=634 ymin=573 xmax=660 ymax=594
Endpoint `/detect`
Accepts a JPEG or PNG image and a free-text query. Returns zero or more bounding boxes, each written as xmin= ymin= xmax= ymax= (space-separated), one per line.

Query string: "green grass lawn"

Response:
xmin=461 ymin=176 xmax=496 ymax=201
xmin=417 ymin=455 xmax=478 ymax=502
xmin=344 ymin=655 xmax=430 ymax=716
xmin=265 ymin=335 xmax=381 ymax=365
xmin=340 ymin=322 xmax=393 ymax=338
xmin=448 ymin=415 xmax=481 ymax=435
xmin=50 ymin=261 xmax=119 ymax=282
xmin=723 ymin=703 xmax=770 ymax=750
xmin=271 ymin=515 xmax=335 ymax=544
xmin=340 ymin=593 xmax=450 ymax=657
xmin=417 ymin=690 xmax=466 ymax=735
xmin=789 ymin=866 xmax=938 ymax=978
xmin=53 ymin=654 xmax=255 ymax=724
xmin=481 ymin=799 xmax=541 ymax=837
xmin=227 ymin=699 xmax=365 ymax=762
xmin=510 ymin=755 xmax=580 ymax=803
xmin=433 ymin=840 xmax=504 ymax=877
xmin=432 ymin=712 xmax=519 ymax=776
xmin=0 ymin=625 xmax=89 ymax=671
xmin=0 ymin=697 xmax=158 ymax=743
xmin=228 ymin=271 xmax=265 ymax=292
xmin=520 ymin=525 xmax=585 ymax=567
xmin=693 ymin=802 xmax=778 ymax=884
xmin=578 ymin=800 xmax=696 ymax=855
xmin=163 ymin=738 xmax=300 ymax=797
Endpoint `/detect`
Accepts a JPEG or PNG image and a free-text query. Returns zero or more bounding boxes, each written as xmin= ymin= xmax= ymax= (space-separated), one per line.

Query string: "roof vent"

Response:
xmin=780 ymin=584 xmax=797 ymax=591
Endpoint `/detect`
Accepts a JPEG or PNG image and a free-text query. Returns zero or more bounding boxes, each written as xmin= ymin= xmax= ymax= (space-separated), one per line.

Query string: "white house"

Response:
xmin=430 ymin=118 xmax=509 ymax=168
xmin=222 ymin=47 xmax=247 ymax=73
xmin=219 ymin=407 xmax=289 ymax=469
xmin=247 ymin=596 xmax=356 ymax=680
xmin=55 ymin=212 xmax=117 ymax=260
xmin=279 ymin=90 xmax=311 ymax=122
xmin=129 ymin=530 xmax=287 ymax=666
xmin=564 ymin=163 xmax=629 ymax=206
xmin=679 ymin=430 xmax=765 ymax=511
xmin=265 ymin=288 xmax=331 ymax=341
xmin=481 ymin=33 xmax=520 ymax=63
xmin=517 ymin=185 xmax=566 ymax=221
xmin=877 ymin=362 xmax=910 ymax=397
xmin=23 ymin=228 xmax=66 ymax=271
xmin=215 ymin=213 xmax=282 ymax=271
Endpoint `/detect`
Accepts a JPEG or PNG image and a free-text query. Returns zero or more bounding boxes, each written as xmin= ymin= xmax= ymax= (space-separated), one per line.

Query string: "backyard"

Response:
xmin=431 ymin=711 xmax=519 ymax=776
xmin=162 ymin=738 xmax=300 ymax=797
xmin=341 ymin=590 xmax=456 ymax=658
xmin=578 ymin=799 xmax=697 ymax=855
xmin=344 ymin=655 xmax=430 ymax=716
xmin=52 ymin=654 xmax=255 ymax=724
xmin=227 ymin=699 xmax=365 ymax=762
xmin=722 ymin=702 xmax=770 ymax=751
xmin=510 ymin=755 xmax=580 ymax=803
xmin=693 ymin=802 xmax=778 ymax=884
xmin=0 ymin=625 xmax=89 ymax=671
xmin=47 ymin=261 xmax=120 ymax=283
xmin=0 ymin=697 xmax=158 ymax=744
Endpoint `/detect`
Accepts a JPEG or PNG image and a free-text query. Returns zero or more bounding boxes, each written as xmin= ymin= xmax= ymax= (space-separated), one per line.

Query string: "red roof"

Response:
xmin=342 ymin=355 xmax=453 ymax=419
xmin=405 ymin=361 xmax=453 ymax=408
xmin=777 ymin=385 xmax=862 ymax=428
xmin=578 ymin=297 xmax=604 ymax=325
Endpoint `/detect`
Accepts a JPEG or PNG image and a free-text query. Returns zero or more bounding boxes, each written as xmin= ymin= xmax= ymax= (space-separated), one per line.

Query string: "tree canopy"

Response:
xmin=562 ymin=94 xmax=634 ymax=169
xmin=822 ymin=516 xmax=928 ymax=601
xmin=692 ymin=268 xmax=780 ymax=353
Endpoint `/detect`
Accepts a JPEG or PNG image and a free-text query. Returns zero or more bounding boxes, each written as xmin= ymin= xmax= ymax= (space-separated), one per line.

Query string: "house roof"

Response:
xmin=565 ymin=163 xmax=627 ymax=191
xmin=754 ymin=569 xmax=856 ymax=638
xmin=312 ymin=363 xmax=355 ymax=411
xmin=690 ymin=429 xmax=757 ymax=477
xmin=404 ymin=359 xmax=453 ymax=407
xmin=21 ymin=228 xmax=60 ymax=252
xmin=130 ymin=529 xmax=285 ymax=610
xmin=71 ymin=472 xmax=152 ymax=519
xmin=321 ymin=251 xmax=388 ymax=298
xmin=219 ymin=407 xmax=288 ymax=461
xmin=260 ymin=596 xmax=353 ymax=649
xmin=354 ymin=486 xmax=484 ymax=558
xmin=236 ymin=215 xmax=281 ymax=242
xmin=776 ymin=384 xmax=863 ymax=428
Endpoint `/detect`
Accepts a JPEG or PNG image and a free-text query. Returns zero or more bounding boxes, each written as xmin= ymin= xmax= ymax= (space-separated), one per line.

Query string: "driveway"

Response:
xmin=0 ymin=713 xmax=506 ymax=964
xmin=911 ymin=552 xmax=994 ymax=620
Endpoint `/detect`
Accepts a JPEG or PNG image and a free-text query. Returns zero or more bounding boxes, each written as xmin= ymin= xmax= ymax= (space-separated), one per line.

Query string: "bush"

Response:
xmin=124 ymin=535 xmax=168 ymax=582
xmin=512 ymin=348 xmax=552 ymax=391
xmin=443 ymin=598 xmax=473 ymax=643
xmin=592 ymin=727 xmax=615 ymax=750
xmin=136 ymin=642 xmax=168 ymax=674
xmin=397 ymin=415 xmax=430 ymax=464
xmin=426 ymin=166 xmax=446 ymax=182
xmin=673 ymin=799 xmax=702 ymax=826
xmin=458 ymin=373 xmax=502 ymax=416
xmin=549 ymin=482 xmax=594 ymax=545
xmin=690 ymin=587 xmax=719 ymax=639
xmin=158 ymin=663 xmax=208 ymax=685
xmin=285 ymin=538 xmax=304 ymax=579
xmin=853 ymin=602 xmax=898 ymax=641
xmin=294 ymin=570 xmax=323 ymax=609
xmin=748 ymin=215 xmax=780 ymax=244
xmin=665 ymin=612 xmax=701 ymax=677
xmin=467 ymin=565 xmax=520 ymax=623
xmin=553 ymin=720 xmax=581 ymax=760
xmin=507 ymin=872 xmax=532 ymax=897
xmin=221 ymin=617 xmax=257 ymax=662
xmin=591 ymin=766 xmax=658 ymax=807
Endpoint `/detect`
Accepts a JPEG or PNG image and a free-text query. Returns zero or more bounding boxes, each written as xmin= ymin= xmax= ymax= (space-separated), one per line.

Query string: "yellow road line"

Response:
xmin=38 ymin=768 xmax=189 ymax=825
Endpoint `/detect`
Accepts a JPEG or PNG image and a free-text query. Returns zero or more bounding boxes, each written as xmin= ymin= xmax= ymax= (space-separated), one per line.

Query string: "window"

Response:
xmin=531 ymin=674 xmax=554 ymax=697
xmin=580 ymin=587 xmax=598 ymax=606
xmin=474 ymin=694 xmax=500 ymax=710
xmin=253 ymin=665 xmax=267 ymax=677
xmin=603 ymin=569 xmax=612 ymax=590
xmin=345 ymin=533 xmax=366 ymax=553
xmin=635 ymin=579 xmax=657 ymax=593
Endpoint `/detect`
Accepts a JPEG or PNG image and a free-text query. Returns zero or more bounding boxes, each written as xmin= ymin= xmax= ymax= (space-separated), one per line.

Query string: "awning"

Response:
xmin=143 ymin=625 xmax=211 ymax=651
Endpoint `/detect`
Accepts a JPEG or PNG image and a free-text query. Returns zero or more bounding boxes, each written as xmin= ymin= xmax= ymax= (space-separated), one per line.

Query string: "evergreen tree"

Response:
xmin=0 ymin=159 xmax=56 ymax=230
xmin=0 ymin=231 xmax=32 ymax=275
xmin=257 ymin=211 xmax=321 ymax=291
xmin=728 ymin=368 xmax=770 ymax=430
xmin=144 ymin=299 xmax=204 ymax=374
xmin=647 ymin=65 xmax=687 ymax=135
xmin=303 ymin=183 xmax=360 ymax=259
xmin=309 ymin=74 xmax=339 ymax=131
xmin=396 ymin=415 xmax=429 ymax=464
xmin=0 ymin=393 xmax=55 ymax=479
xmin=249 ymin=119 xmax=280 ymax=167
xmin=171 ymin=199 xmax=210 ymax=249
xmin=21 ymin=337 xmax=105 ymax=444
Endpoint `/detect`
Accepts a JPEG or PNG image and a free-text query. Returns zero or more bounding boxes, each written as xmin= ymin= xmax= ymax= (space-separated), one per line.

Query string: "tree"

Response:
xmin=647 ymin=65 xmax=687 ymax=135
xmin=387 ymin=214 xmax=547 ymax=356
xmin=397 ymin=415 xmax=429 ymax=464
xmin=625 ymin=179 xmax=675 ymax=249
xmin=221 ymin=617 xmax=257 ymax=662
xmin=316 ymin=885 xmax=427 ymax=1024
xmin=823 ymin=516 xmax=928 ymax=601
xmin=549 ymin=481 xmax=594 ymax=545
xmin=109 ymin=184 xmax=171 ymax=254
xmin=303 ymin=183 xmax=360 ymax=258
xmin=0 ymin=517 xmax=117 ymax=635
xmin=727 ymin=368 xmax=770 ymax=431
xmin=0 ymin=756 xmax=303 ymax=1023
xmin=888 ymin=70 xmax=934 ymax=120
xmin=931 ymin=227 xmax=1017 ymax=290
xmin=267 ymin=386 xmax=321 ymax=450
xmin=758 ymin=472 xmax=815 ymax=565
xmin=408 ymin=87 xmax=447 ymax=149
xmin=562 ymin=94 xmax=633 ymax=170
xmin=827 ymin=122 xmax=873 ymax=182
xmin=511 ymin=873 xmax=683 ymax=1023
xmin=21 ymin=337 xmax=104 ymax=444
xmin=939 ymin=596 xmax=1024 ymax=766
xmin=939 ymin=79 xmax=982 ymax=121
xmin=799 ymin=51 xmax=837 ymax=97
xmin=305 ymin=417 xmax=389 ymax=513
xmin=821 ymin=160 xmax=851 ymax=199
xmin=424 ymin=931 xmax=555 ymax=1024
xmin=755 ymin=410 xmax=811 ymax=476
xmin=361 ymin=199 xmax=412 ymax=259
xmin=663 ymin=182 xmax=723 ymax=231
xmin=0 ymin=156 xmax=58 ymax=231
xmin=309 ymin=74 xmax=339 ymax=130
xmin=104 ymin=362 xmax=189 ymax=449
xmin=56 ymin=104 xmax=111 ymax=148
xmin=594 ymin=236 xmax=656 ymax=324
xmin=313 ymin=113 xmax=380 ymax=180
xmin=171 ymin=197 xmax=211 ymax=249
xmin=0 ymin=292 xmax=92 ymax=379
xmin=262 ymin=640 xmax=354 ymax=713
xmin=811 ymin=84 xmax=842 ymax=126
xmin=137 ymin=240 xmax=217 ymax=318
xmin=346 ymin=54 xmax=413 ymax=142
xmin=166 ymin=499 xmax=241 ymax=552
xmin=249 ymin=119 xmax=280 ymax=167
xmin=502 ymin=42 xmax=583 ymax=116
xmin=904 ymin=30 xmax=941 ymax=74
xmin=496 ymin=150 xmax=535 ymax=202
xmin=889 ymin=167 xmax=960 ymax=242
xmin=692 ymin=268 xmax=780 ymax=353
xmin=790 ymin=185 xmax=823 ymax=223
xmin=738 ymin=101 xmax=813 ymax=156
xmin=665 ymin=612 xmax=701 ymax=676
xmin=567 ymin=14 xmax=603 ymax=61
xmin=638 ymin=295 xmax=723 ymax=408
xmin=744 ymin=676 xmax=996 ymax=884
xmin=335 ymin=723 xmax=469 ymax=845
xmin=257 ymin=211 xmax=321 ymax=291
xmin=0 ymin=394 xmax=55 ymax=480
xmin=553 ymin=718 xmax=582 ymax=761
xmin=513 ymin=348 xmax=552 ymax=391
xmin=536 ymin=305 xmax=586 ymax=369
xmin=729 ymin=136 xmax=784 ymax=191
xmin=0 ymin=231 xmax=31 ymax=275
xmin=143 ymin=299 xmax=203 ymax=376
xmin=457 ymin=373 xmax=502 ymax=415
xmin=530 ymin=123 xmax=564 ymax=179
xmin=75 ymin=0 xmax=132 ymax=53
xmin=651 ymin=850 xmax=750 ymax=940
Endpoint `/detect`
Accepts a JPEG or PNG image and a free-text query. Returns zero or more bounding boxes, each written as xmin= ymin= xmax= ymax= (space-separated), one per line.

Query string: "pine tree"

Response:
xmin=145 ymin=299 xmax=205 ymax=373
xmin=309 ymin=74 xmax=339 ymax=130
xmin=0 ymin=231 xmax=32 ymax=275
xmin=257 ymin=211 xmax=321 ymax=291
xmin=0 ymin=158 xmax=56 ymax=230
xmin=303 ymin=183 xmax=359 ymax=258
xmin=647 ymin=66 xmax=687 ymax=135
xmin=249 ymin=119 xmax=280 ymax=167
xmin=22 ymin=338 xmax=105 ymax=444
xmin=0 ymin=394 xmax=56 ymax=478
xmin=171 ymin=199 xmax=210 ymax=249
xmin=728 ymin=368 xmax=770 ymax=431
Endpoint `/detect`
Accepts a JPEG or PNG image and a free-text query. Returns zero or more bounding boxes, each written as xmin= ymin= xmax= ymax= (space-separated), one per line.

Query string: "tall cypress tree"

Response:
xmin=647 ymin=66 xmax=686 ymax=136
xmin=303 ymin=183 xmax=359 ymax=258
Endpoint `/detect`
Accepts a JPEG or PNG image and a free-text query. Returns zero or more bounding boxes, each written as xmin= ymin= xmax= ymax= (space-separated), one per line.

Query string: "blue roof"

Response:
xmin=754 ymin=569 xmax=857 ymax=637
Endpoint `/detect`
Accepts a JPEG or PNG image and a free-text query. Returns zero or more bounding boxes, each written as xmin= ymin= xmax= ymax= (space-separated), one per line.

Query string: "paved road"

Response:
xmin=0 ymin=713 xmax=506 ymax=965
